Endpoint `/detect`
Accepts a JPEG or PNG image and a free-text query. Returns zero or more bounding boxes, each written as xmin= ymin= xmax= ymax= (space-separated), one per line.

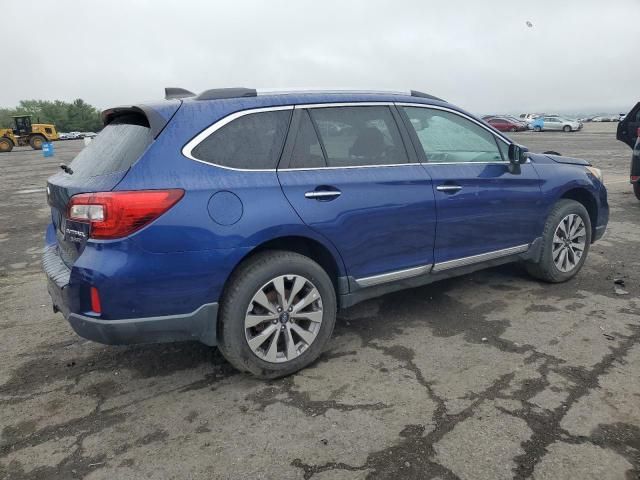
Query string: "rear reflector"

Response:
xmin=67 ymin=189 xmax=184 ymax=239
xmin=90 ymin=287 xmax=102 ymax=314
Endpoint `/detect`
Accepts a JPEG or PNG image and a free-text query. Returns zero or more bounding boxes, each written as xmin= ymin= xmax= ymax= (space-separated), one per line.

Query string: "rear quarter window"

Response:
xmin=68 ymin=114 xmax=152 ymax=178
xmin=191 ymin=110 xmax=291 ymax=169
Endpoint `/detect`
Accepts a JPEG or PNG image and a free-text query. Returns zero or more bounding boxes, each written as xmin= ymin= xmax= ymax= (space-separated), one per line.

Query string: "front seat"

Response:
xmin=349 ymin=127 xmax=386 ymax=160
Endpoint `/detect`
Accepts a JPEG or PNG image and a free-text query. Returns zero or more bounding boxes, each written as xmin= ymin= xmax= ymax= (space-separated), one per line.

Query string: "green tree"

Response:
xmin=0 ymin=99 xmax=103 ymax=132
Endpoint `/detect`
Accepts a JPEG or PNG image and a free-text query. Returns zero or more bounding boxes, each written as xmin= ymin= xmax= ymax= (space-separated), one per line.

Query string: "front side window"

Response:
xmin=191 ymin=110 xmax=291 ymax=169
xmin=402 ymin=107 xmax=503 ymax=163
xmin=308 ymin=106 xmax=409 ymax=167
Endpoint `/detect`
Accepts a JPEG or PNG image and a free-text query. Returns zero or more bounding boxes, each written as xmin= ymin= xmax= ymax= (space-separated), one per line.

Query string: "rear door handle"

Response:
xmin=436 ymin=185 xmax=462 ymax=193
xmin=305 ymin=190 xmax=341 ymax=200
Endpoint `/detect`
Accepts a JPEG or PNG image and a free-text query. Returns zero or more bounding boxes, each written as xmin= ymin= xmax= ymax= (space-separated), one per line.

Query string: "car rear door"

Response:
xmin=617 ymin=102 xmax=640 ymax=148
xmin=278 ymin=104 xmax=437 ymax=283
xmin=398 ymin=105 xmax=544 ymax=268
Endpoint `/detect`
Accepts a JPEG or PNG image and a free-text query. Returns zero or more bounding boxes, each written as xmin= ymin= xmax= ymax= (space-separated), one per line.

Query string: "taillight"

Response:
xmin=90 ymin=287 xmax=102 ymax=314
xmin=67 ymin=189 xmax=184 ymax=239
xmin=631 ymin=176 xmax=639 ymax=184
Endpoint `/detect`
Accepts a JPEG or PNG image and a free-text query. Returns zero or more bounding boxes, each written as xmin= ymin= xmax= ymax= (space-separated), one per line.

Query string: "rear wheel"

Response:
xmin=563 ymin=125 xmax=572 ymax=132
xmin=526 ymin=199 xmax=591 ymax=283
xmin=217 ymin=251 xmax=337 ymax=378
xmin=0 ymin=137 xmax=13 ymax=153
xmin=510 ymin=126 xmax=517 ymax=132
xmin=29 ymin=134 xmax=45 ymax=150
xmin=534 ymin=126 xmax=542 ymax=132
xmin=634 ymin=183 xmax=640 ymax=201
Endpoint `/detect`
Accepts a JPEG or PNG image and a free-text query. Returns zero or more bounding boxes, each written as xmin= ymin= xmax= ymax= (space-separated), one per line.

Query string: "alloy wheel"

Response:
xmin=552 ymin=214 xmax=586 ymax=272
xmin=244 ymin=274 xmax=323 ymax=363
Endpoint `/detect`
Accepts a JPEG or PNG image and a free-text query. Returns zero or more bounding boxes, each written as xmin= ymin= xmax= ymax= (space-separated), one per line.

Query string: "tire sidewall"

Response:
xmin=219 ymin=252 xmax=336 ymax=377
xmin=541 ymin=200 xmax=592 ymax=281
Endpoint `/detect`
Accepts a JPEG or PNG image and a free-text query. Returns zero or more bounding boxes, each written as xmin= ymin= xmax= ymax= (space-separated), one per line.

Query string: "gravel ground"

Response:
xmin=0 ymin=123 xmax=638 ymax=480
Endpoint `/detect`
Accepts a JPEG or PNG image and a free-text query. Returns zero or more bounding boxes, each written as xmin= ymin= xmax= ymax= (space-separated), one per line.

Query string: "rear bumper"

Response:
xmin=67 ymin=303 xmax=218 ymax=346
xmin=44 ymin=244 xmax=219 ymax=346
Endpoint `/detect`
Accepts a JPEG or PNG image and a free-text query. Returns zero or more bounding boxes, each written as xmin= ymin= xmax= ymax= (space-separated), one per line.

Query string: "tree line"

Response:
xmin=0 ymin=99 xmax=103 ymax=133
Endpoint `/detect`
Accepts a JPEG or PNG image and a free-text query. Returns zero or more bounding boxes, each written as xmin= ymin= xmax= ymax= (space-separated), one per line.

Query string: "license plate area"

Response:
xmin=63 ymin=219 xmax=90 ymax=243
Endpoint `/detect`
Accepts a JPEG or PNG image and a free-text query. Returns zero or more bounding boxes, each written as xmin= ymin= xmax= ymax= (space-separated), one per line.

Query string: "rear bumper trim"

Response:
xmin=67 ymin=303 xmax=219 ymax=346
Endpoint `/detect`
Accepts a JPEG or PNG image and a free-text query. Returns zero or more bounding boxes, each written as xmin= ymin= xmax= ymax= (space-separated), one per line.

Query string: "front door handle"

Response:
xmin=305 ymin=190 xmax=342 ymax=200
xmin=436 ymin=185 xmax=462 ymax=193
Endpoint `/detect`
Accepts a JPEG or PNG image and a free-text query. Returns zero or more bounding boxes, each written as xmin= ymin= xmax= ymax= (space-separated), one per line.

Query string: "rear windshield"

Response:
xmin=68 ymin=114 xmax=153 ymax=178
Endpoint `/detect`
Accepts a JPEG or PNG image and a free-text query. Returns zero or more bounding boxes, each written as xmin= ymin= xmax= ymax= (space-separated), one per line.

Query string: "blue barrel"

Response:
xmin=42 ymin=142 xmax=54 ymax=157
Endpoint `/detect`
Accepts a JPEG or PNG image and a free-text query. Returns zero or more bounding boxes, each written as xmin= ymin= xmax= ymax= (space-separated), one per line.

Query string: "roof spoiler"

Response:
xmin=410 ymin=90 xmax=445 ymax=102
xmin=164 ymin=87 xmax=196 ymax=100
xmin=102 ymin=105 xmax=172 ymax=139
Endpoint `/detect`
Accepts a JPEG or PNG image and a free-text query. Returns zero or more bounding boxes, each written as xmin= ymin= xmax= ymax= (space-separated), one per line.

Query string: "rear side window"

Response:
xmin=68 ymin=115 xmax=152 ymax=178
xmin=289 ymin=111 xmax=326 ymax=169
xmin=192 ymin=110 xmax=291 ymax=169
xmin=309 ymin=106 xmax=409 ymax=167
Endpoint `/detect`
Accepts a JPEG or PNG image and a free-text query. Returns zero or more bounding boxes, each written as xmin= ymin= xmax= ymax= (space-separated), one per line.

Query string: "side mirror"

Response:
xmin=507 ymin=144 xmax=528 ymax=174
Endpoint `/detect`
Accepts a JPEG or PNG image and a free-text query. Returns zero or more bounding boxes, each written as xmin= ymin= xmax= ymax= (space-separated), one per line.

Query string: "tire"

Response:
xmin=510 ymin=127 xmax=517 ymax=132
xmin=634 ymin=183 xmax=640 ymax=201
xmin=563 ymin=125 xmax=572 ymax=132
xmin=534 ymin=126 xmax=542 ymax=132
xmin=29 ymin=135 xmax=45 ymax=150
xmin=526 ymin=199 xmax=592 ymax=283
xmin=0 ymin=137 xmax=13 ymax=153
xmin=217 ymin=250 xmax=337 ymax=378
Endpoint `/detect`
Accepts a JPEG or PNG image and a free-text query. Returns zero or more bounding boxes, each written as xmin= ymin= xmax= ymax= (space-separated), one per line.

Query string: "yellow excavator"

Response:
xmin=0 ymin=115 xmax=59 ymax=152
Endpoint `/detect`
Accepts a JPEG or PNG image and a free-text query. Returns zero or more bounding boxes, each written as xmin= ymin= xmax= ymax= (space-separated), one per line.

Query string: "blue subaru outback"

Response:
xmin=44 ymin=88 xmax=608 ymax=378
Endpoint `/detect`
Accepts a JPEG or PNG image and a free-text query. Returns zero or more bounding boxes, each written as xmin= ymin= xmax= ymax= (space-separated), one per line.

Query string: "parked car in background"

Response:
xmin=83 ymin=132 xmax=98 ymax=138
xmin=483 ymin=116 xmax=527 ymax=132
xmin=616 ymin=102 xmax=640 ymax=200
xmin=592 ymin=116 xmax=611 ymax=122
xmin=44 ymin=87 xmax=608 ymax=378
xmin=532 ymin=116 xmax=582 ymax=132
xmin=58 ymin=133 xmax=71 ymax=140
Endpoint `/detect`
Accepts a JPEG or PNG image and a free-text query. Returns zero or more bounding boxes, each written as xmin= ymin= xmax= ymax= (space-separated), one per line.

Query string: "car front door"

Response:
xmin=544 ymin=117 xmax=562 ymax=131
xmin=278 ymin=104 xmax=437 ymax=283
xmin=617 ymin=102 xmax=640 ymax=148
xmin=398 ymin=105 xmax=545 ymax=269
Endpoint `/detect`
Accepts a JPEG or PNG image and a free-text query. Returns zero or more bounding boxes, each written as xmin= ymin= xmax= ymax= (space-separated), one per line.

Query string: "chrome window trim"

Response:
xmin=432 ymin=244 xmax=530 ymax=272
xmin=355 ymin=264 xmax=432 ymax=288
xmin=181 ymin=101 xmax=515 ymax=172
xmin=396 ymin=102 xmax=512 ymax=144
xmin=181 ymin=105 xmax=294 ymax=172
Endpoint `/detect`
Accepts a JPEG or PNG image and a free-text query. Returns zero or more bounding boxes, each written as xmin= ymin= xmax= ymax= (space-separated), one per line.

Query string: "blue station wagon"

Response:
xmin=44 ymin=88 xmax=609 ymax=377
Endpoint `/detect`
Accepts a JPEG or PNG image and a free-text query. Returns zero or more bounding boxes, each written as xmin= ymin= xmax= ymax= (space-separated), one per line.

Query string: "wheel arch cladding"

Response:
xmin=220 ymin=235 xmax=346 ymax=304
xmin=560 ymin=187 xmax=597 ymax=236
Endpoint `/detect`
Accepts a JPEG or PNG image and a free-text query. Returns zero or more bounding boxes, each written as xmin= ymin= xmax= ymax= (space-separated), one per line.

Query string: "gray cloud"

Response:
xmin=1 ymin=0 xmax=637 ymax=114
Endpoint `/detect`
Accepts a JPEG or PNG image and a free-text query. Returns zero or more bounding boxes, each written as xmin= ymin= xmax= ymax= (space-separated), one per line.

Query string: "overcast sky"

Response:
xmin=1 ymin=0 xmax=638 ymax=114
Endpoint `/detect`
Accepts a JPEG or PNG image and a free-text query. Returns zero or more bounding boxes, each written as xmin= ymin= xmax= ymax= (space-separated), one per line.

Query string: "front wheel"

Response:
xmin=634 ymin=183 xmax=640 ymax=201
xmin=217 ymin=251 xmax=337 ymax=378
xmin=0 ymin=137 xmax=13 ymax=153
xmin=563 ymin=125 xmax=572 ymax=132
xmin=526 ymin=199 xmax=591 ymax=283
xmin=534 ymin=126 xmax=542 ymax=132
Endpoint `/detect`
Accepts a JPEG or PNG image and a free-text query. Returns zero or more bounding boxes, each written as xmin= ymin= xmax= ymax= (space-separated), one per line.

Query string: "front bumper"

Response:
xmin=44 ymin=245 xmax=219 ymax=346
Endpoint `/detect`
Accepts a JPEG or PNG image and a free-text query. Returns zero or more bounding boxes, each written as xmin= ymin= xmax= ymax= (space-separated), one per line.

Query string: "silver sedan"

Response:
xmin=533 ymin=116 xmax=583 ymax=132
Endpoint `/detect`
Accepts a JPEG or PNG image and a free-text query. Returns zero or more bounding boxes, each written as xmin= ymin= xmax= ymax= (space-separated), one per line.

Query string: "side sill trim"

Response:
xmin=432 ymin=244 xmax=530 ymax=272
xmin=355 ymin=264 xmax=432 ymax=288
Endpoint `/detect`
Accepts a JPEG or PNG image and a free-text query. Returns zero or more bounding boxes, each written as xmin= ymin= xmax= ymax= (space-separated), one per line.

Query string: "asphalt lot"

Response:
xmin=0 ymin=123 xmax=638 ymax=479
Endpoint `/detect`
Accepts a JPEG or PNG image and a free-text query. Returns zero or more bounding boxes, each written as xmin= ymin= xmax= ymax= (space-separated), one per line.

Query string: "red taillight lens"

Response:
xmin=90 ymin=287 xmax=102 ymax=314
xmin=631 ymin=176 xmax=639 ymax=184
xmin=67 ymin=189 xmax=184 ymax=239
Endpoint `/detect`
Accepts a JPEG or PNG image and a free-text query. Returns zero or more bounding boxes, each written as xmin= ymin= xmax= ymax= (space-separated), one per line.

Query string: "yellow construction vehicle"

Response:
xmin=0 ymin=115 xmax=59 ymax=153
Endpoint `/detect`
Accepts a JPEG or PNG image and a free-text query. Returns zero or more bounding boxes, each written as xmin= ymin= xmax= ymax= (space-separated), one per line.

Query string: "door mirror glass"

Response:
xmin=508 ymin=143 xmax=528 ymax=165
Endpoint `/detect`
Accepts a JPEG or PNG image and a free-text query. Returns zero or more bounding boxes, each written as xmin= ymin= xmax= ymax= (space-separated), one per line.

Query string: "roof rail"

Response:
xmin=164 ymin=87 xmax=196 ymax=100
xmin=195 ymin=88 xmax=257 ymax=101
xmin=410 ymin=90 xmax=445 ymax=102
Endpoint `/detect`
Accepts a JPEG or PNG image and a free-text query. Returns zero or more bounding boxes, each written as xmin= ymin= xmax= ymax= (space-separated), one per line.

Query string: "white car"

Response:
xmin=532 ymin=116 xmax=583 ymax=132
